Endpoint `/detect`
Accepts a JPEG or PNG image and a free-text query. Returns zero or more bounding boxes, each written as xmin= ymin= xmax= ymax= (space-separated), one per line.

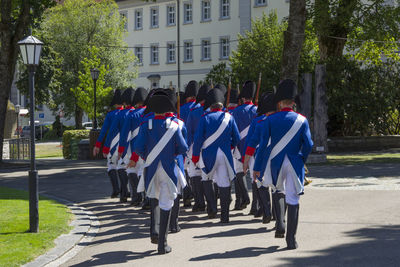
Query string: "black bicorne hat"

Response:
xmin=110 ymin=89 xmax=123 ymax=106
xmin=214 ymin=83 xmax=227 ymax=95
xmin=133 ymin=87 xmax=148 ymax=106
xmin=196 ymin=84 xmax=212 ymax=103
xmin=163 ymin=89 xmax=177 ymax=108
xmin=121 ymin=87 xmax=135 ymax=105
xmin=239 ymin=80 xmax=256 ymax=99
xmin=148 ymin=90 xmax=177 ymax=114
xmin=274 ymin=79 xmax=297 ymax=104
xmin=184 ymin=80 xmax=199 ymax=99
xmin=228 ymin=88 xmax=239 ymax=104
xmin=257 ymin=92 xmax=275 ymax=116
xmin=179 ymin=91 xmax=186 ymax=106
xmin=204 ymin=89 xmax=225 ymax=111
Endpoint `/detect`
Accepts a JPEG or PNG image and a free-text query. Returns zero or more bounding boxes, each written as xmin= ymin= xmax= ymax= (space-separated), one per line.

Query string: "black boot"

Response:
xmin=202 ymin=180 xmax=217 ymax=218
xmin=258 ymin=186 xmax=272 ymax=224
xmin=169 ymin=196 xmax=181 ymax=233
xmin=273 ymin=192 xmax=286 ymax=238
xmin=192 ymin=176 xmax=206 ymax=212
xmin=183 ymin=185 xmax=193 ymax=207
xmin=219 ymin=186 xmax=231 ymax=223
xmin=237 ymin=172 xmax=250 ymax=209
xmin=158 ymin=209 xmax=172 ymax=254
xmin=150 ymin=198 xmax=160 ymax=244
xmin=108 ymin=169 xmax=120 ymax=198
xmin=249 ymin=182 xmax=258 ymax=215
xmin=214 ymin=183 xmax=219 ymax=200
xmin=128 ymin=173 xmax=142 ymax=206
xmin=286 ymin=204 xmax=299 ymax=249
xmin=142 ymin=196 xmax=151 ymax=210
xmin=117 ymin=169 xmax=129 ymax=202
xmin=233 ymin=178 xmax=242 ymax=210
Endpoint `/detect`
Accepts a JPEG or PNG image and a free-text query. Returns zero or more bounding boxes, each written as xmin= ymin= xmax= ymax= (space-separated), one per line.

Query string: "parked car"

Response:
xmin=21 ymin=125 xmax=50 ymax=140
xmin=82 ymin=122 xmax=93 ymax=130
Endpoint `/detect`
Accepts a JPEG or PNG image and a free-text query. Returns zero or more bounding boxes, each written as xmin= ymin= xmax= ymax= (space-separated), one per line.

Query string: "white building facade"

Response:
xmin=117 ymin=0 xmax=290 ymax=90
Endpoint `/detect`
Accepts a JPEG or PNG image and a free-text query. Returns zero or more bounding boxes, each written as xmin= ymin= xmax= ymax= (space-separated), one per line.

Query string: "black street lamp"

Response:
xmin=90 ymin=68 xmax=100 ymax=130
xmin=18 ymin=32 xmax=43 ymax=233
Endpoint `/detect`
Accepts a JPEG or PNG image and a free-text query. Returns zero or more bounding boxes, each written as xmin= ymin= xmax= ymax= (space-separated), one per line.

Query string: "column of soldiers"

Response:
xmin=93 ymin=78 xmax=313 ymax=254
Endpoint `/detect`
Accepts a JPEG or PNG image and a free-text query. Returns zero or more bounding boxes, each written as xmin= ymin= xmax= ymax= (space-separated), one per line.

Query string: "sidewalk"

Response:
xmin=1 ymin=160 xmax=399 ymax=266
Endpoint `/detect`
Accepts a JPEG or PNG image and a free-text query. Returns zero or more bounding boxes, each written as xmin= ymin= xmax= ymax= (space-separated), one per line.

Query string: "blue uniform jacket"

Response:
xmin=118 ymin=107 xmax=146 ymax=160
xmin=253 ymin=109 xmax=313 ymax=193
xmin=95 ymin=109 xmax=120 ymax=148
xmin=180 ymin=100 xmax=200 ymax=123
xmin=245 ymin=114 xmax=267 ymax=157
xmin=231 ymin=103 xmax=257 ymax=159
xmin=186 ymin=105 xmax=205 ymax=147
xmin=103 ymin=107 xmax=133 ymax=155
xmin=192 ymin=110 xmax=240 ymax=180
xmin=134 ymin=116 xmax=188 ymax=190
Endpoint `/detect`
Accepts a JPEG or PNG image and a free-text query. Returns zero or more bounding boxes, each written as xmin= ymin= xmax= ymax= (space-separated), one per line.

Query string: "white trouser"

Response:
xmin=126 ymin=158 xmax=144 ymax=175
xmin=210 ymin=149 xmax=231 ymax=188
xmin=107 ymin=159 xmax=117 ymax=172
xmin=188 ymin=160 xmax=201 ymax=177
xmin=147 ymin=163 xmax=177 ymax=210
xmin=281 ymin=156 xmax=301 ymax=205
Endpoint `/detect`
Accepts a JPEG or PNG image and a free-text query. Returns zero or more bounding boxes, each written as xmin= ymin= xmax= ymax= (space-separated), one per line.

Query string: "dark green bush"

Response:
xmin=62 ymin=130 xmax=90 ymax=159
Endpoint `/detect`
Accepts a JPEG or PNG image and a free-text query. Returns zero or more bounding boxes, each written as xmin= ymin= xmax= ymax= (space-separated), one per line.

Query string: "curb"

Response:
xmin=22 ymin=195 xmax=100 ymax=267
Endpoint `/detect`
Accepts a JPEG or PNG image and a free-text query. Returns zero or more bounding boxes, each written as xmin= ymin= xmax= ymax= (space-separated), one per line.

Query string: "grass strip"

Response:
xmin=0 ymin=187 xmax=73 ymax=267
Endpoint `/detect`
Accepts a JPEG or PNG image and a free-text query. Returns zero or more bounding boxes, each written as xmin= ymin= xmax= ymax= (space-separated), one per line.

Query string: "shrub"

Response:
xmin=62 ymin=130 xmax=90 ymax=159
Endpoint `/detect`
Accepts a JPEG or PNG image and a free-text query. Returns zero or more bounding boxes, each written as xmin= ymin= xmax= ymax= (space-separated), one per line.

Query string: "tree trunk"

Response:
xmin=299 ymin=73 xmax=312 ymax=119
xmin=0 ymin=0 xmax=31 ymax=162
xmin=75 ymin=105 xmax=83 ymax=129
xmin=280 ymin=0 xmax=307 ymax=83
xmin=314 ymin=64 xmax=329 ymax=153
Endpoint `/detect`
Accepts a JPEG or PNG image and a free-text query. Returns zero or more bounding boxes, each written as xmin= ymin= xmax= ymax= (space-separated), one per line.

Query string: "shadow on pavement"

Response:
xmin=280 ymin=225 xmax=400 ymax=267
xmin=193 ymin=227 xmax=272 ymax=239
xmin=69 ymin=250 xmax=156 ymax=266
xmin=189 ymin=246 xmax=281 ymax=261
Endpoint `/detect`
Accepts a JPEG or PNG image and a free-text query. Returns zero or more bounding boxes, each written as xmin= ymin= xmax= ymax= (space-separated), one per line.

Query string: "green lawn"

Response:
xmin=0 ymin=187 xmax=73 ymax=267
xmin=324 ymin=152 xmax=400 ymax=165
xmin=35 ymin=144 xmax=63 ymax=158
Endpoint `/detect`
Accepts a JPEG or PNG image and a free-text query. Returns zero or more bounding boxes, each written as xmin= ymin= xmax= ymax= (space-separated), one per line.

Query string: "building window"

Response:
xmin=120 ymin=11 xmax=128 ymax=30
xmin=167 ymin=42 xmax=176 ymax=63
xmin=135 ymin=47 xmax=143 ymax=65
xmin=220 ymin=37 xmax=229 ymax=59
xmin=220 ymin=0 xmax=230 ymax=19
xmin=135 ymin=9 xmax=142 ymax=30
xmin=184 ymin=41 xmax=193 ymax=62
xmin=184 ymin=3 xmax=193 ymax=24
xmin=255 ymin=0 xmax=267 ymax=7
xmin=167 ymin=5 xmax=176 ymax=26
xmin=150 ymin=7 xmax=159 ymax=28
xmin=201 ymin=39 xmax=211 ymax=61
xmin=150 ymin=45 xmax=159 ymax=64
xmin=201 ymin=1 xmax=211 ymax=22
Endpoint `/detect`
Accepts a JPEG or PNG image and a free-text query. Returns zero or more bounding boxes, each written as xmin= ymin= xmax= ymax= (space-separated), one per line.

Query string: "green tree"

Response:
xmin=204 ymin=62 xmax=232 ymax=87
xmin=0 ymin=0 xmax=56 ymax=162
xmin=71 ymin=46 xmax=113 ymax=122
xmin=230 ymin=12 xmax=318 ymax=93
xmin=17 ymin=0 xmax=137 ymax=128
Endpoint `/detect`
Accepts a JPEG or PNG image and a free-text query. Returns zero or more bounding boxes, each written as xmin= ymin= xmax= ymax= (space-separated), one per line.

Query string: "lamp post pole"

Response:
xmin=90 ymin=68 xmax=100 ymax=130
xmin=177 ymin=0 xmax=181 ymax=93
xmin=18 ymin=32 xmax=43 ymax=233
xmin=28 ymin=65 xmax=39 ymax=232
xmin=15 ymin=105 xmax=20 ymax=160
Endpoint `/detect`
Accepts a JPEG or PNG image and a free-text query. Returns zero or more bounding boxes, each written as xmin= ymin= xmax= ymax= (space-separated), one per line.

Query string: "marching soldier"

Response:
xmin=119 ymin=87 xmax=148 ymax=206
xmin=253 ymin=79 xmax=313 ymax=249
xmin=243 ymin=92 xmax=276 ymax=223
xmin=132 ymin=90 xmax=188 ymax=254
xmin=192 ymin=89 xmax=240 ymax=223
xmin=186 ymin=84 xmax=211 ymax=213
xmin=102 ymin=88 xmax=135 ymax=203
xmin=231 ymin=81 xmax=257 ymax=211
xmin=93 ymin=89 xmax=123 ymax=198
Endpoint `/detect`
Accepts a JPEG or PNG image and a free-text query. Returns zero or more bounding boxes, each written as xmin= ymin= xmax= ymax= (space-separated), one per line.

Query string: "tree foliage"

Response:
xmin=71 ymin=46 xmax=113 ymax=121
xmin=17 ymin=0 xmax=137 ymax=127
xmin=204 ymin=62 xmax=232 ymax=87
xmin=229 ymin=12 xmax=318 ymax=93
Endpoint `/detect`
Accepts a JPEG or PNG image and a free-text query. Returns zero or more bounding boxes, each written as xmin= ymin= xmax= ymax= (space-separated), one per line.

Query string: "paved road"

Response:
xmin=1 ymin=160 xmax=400 ymax=267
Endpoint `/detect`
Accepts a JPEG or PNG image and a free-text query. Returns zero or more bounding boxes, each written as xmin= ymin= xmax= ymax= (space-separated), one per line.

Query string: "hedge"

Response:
xmin=62 ymin=130 xmax=90 ymax=159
